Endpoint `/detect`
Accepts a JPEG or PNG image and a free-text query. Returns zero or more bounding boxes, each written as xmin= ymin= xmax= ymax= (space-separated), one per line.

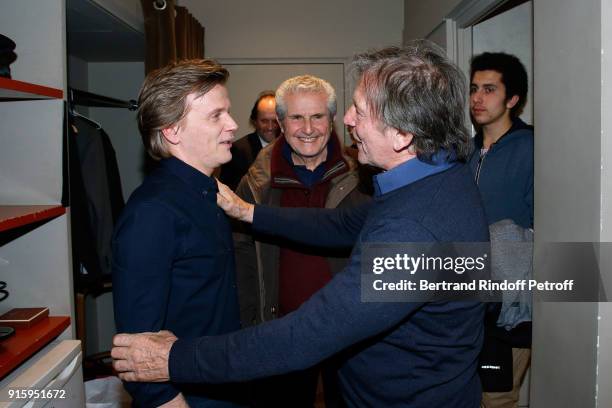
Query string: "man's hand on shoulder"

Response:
xmin=111 ymin=330 xmax=177 ymax=382
xmin=216 ymin=179 xmax=254 ymax=223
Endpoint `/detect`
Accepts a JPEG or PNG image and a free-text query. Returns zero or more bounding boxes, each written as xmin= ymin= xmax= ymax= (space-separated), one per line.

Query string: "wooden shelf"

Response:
xmin=0 ymin=316 xmax=70 ymax=379
xmin=0 ymin=205 xmax=66 ymax=233
xmin=0 ymin=77 xmax=63 ymax=100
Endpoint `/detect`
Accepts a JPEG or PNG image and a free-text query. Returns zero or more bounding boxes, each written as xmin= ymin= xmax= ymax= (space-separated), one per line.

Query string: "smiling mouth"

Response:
xmin=297 ymin=136 xmax=321 ymax=143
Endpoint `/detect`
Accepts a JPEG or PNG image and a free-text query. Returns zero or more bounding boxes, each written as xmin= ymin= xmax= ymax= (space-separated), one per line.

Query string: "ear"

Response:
xmin=161 ymin=124 xmax=181 ymax=145
xmin=390 ymin=128 xmax=414 ymax=152
xmin=506 ymin=95 xmax=520 ymax=110
xmin=277 ymin=118 xmax=284 ymax=134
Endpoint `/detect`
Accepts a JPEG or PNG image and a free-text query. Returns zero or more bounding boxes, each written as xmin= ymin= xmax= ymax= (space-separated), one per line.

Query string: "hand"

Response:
xmin=216 ymin=179 xmax=254 ymax=223
xmin=111 ymin=330 xmax=177 ymax=382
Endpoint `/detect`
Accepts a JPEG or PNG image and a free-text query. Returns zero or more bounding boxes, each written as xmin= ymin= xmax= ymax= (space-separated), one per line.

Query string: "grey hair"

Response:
xmin=275 ymin=75 xmax=337 ymax=121
xmin=351 ymin=40 xmax=471 ymax=161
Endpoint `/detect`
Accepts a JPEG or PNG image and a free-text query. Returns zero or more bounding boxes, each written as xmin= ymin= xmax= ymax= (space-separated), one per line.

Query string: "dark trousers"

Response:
xmin=251 ymin=359 xmax=345 ymax=408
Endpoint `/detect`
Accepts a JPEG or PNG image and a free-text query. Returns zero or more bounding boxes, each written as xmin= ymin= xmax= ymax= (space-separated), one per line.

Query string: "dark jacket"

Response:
xmin=170 ymin=163 xmax=488 ymax=408
xmin=468 ymin=118 xmax=534 ymax=229
xmin=469 ymin=119 xmax=534 ymax=391
xmin=219 ymin=132 xmax=263 ymax=190
xmin=69 ymin=116 xmax=124 ymax=292
xmin=234 ymin=137 xmax=370 ymax=326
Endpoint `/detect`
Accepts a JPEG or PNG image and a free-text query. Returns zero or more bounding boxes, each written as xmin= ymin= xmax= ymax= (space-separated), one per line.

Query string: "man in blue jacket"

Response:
xmin=111 ymin=41 xmax=489 ymax=408
xmin=468 ymin=52 xmax=534 ymax=408
xmin=112 ymin=59 xmax=246 ymax=407
xmin=469 ymin=52 xmax=533 ymax=229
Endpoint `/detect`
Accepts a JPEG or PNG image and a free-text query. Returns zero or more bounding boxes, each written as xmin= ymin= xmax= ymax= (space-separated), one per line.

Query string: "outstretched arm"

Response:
xmin=252 ymin=203 xmax=371 ymax=248
xmin=112 ymin=220 xmax=442 ymax=384
xmin=217 ymin=179 xmax=372 ymax=248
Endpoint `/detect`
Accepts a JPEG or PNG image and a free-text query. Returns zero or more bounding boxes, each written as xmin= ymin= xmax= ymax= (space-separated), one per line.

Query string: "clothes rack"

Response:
xmin=69 ymin=88 xmax=138 ymax=111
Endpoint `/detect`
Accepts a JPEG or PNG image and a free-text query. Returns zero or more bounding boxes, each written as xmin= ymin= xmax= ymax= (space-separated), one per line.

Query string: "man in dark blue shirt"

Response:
xmin=112 ymin=59 xmax=244 ymax=407
xmin=112 ymin=42 xmax=489 ymax=408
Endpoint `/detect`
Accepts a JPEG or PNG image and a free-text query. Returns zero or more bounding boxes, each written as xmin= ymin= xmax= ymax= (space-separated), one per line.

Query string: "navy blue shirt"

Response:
xmin=112 ymin=157 xmax=241 ymax=407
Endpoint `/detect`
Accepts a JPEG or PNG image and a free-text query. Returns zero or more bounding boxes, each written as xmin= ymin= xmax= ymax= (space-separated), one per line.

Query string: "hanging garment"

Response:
xmin=69 ymin=113 xmax=124 ymax=292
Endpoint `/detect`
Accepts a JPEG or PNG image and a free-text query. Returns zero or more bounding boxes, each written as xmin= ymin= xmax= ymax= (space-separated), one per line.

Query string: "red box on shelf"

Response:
xmin=0 ymin=307 xmax=49 ymax=328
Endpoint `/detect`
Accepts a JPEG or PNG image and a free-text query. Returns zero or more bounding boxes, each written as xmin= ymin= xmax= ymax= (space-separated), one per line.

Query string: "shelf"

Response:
xmin=0 ymin=205 xmax=66 ymax=233
xmin=0 ymin=77 xmax=63 ymax=100
xmin=0 ymin=316 xmax=70 ymax=379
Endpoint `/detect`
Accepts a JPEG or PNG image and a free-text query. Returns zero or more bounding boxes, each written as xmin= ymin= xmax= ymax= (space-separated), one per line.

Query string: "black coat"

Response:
xmin=219 ymin=132 xmax=263 ymax=190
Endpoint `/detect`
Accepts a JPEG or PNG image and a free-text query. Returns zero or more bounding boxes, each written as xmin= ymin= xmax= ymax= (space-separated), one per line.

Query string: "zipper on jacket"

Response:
xmin=475 ymin=148 xmax=488 ymax=185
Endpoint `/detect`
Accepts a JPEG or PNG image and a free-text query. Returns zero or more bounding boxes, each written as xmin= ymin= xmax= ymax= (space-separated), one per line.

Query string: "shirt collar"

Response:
xmin=474 ymin=117 xmax=530 ymax=149
xmin=270 ymin=135 xmax=348 ymax=188
xmin=258 ymin=134 xmax=271 ymax=148
xmin=160 ymin=157 xmax=218 ymax=198
xmin=373 ymin=150 xmax=455 ymax=196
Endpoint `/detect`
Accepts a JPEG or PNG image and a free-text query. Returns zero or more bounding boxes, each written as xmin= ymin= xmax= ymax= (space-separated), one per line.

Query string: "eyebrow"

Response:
xmin=208 ymin=107 xmax=225 ymax=116
xmin=289 ymin=112 xmax=327 ymax=118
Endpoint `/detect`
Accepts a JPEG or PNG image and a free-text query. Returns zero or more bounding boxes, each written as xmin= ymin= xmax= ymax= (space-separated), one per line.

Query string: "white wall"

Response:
xmin=599 ymin=1 xmax=612 ymax=407
xmin=88 ymin=61 xmax=145 ymax=200
xmin=531 ymin=4 xmax=601 ymax=405
xmin=403 ymin=0 xmax=462 ymax=42
xmin=1 ymin=0 xmax=67 ymax=90
xmin=0 ymin=0 xmax=75 ymax=339
xmin=180 ymin=0 xmax=404 ymax=60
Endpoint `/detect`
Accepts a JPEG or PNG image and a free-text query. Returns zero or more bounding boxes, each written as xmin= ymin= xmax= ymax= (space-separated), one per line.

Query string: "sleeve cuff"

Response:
xmin=121 ymin=381 xmax=179 ymax=407
xmin=169 ymin=337 xmax=203 ymax=383
xmin=252 ymin=204 xmax=275 ymax=235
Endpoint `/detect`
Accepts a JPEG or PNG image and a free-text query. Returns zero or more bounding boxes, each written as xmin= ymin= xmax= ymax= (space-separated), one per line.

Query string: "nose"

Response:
xmin=471 ymin=89 xmax=483 ymax=104
xmin=344 ymin=105 xmax=356 ymax=127
xmin=303 ymin=118 xmax=314 ymax=134
xmin=264 ymin=119 xmax=278 ymax=131
xmin=227 ymin=114 xmax=238 ymax=132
